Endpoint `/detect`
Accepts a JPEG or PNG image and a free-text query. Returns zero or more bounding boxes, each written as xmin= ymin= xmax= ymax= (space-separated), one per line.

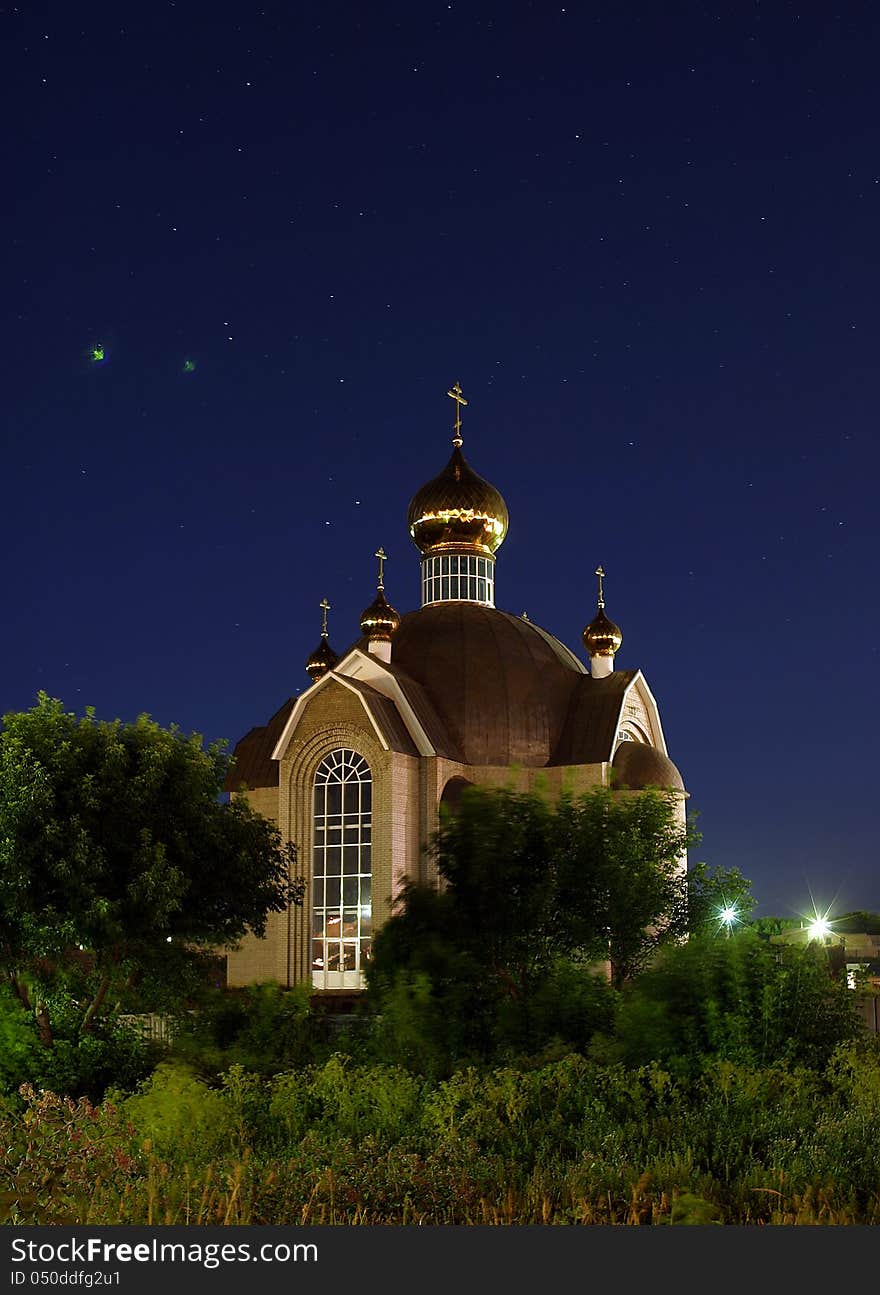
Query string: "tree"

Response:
xmin=368 ymin=782 xmax=705 ymax=1062
xmin=0 ymin=694 xmax=302 ymax=1049
xmin=552 ymin=786 xmax=701 ymax=987
xmin=610 ymin=930 xmax=863 ymax=1072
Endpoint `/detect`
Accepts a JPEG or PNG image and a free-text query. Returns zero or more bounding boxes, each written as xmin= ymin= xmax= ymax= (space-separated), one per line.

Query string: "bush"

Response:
xmin=611 ymin=931 xmax=863 ymax=1072
xmin=0 ymin=986 xmax=153 ymax=1102
xmin=170 ymin=982 xmax=332 ymax=1076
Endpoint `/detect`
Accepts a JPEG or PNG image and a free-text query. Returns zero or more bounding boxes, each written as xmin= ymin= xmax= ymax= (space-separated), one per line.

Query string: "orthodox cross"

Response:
xmin=319 ymin=597 xmax=331 ymax=638
xmin=375 ymin=546 xmax=387 ymax=590
xmin=595 ymin=566 xmax=606 ymax=610
xmin=447 ymin=381 xmax=468 ymax=447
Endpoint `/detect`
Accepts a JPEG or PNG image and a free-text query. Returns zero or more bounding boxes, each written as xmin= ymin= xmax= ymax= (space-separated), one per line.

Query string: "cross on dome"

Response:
xmin=447 ymin=381 xmax=468 ymax=447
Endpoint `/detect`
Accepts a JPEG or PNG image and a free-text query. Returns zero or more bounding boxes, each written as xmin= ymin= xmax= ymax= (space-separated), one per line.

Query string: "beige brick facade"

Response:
xmin=226 ymin=680 xmax=631 ymax=988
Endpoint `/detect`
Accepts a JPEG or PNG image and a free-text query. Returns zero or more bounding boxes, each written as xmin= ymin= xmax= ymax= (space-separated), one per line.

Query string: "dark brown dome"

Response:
xmin=390 ymin=603 xmax=584 ymax=766
xmin=611 ymin=741 xmax=684 ymax=791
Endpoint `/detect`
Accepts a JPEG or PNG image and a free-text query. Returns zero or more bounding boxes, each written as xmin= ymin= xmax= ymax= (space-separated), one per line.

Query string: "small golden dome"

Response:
xmin=407 ymin=445 xmax=509 ymax=558
xmin=360 ymin=587 xmax=400 ymax=642
xmin=582 ymin=565 xmax=623 ymax=658
xmin=305 ymin=637 xmax=338 ymax=681
xmin=582 ymin=608 xmax=623 ymax=658
xmin=306 ymin=597 xmax=338 ymax=681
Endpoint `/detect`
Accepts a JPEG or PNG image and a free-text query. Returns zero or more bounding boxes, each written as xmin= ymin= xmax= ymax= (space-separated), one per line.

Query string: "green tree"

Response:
xmin=610 ymin=929 xmax=863 ymax=1072
xmin=0 ymin=694 xmax=302 ymax=1050
xmin=368 ymin=783 xmax=703 ymax=1063
xmin=552 ymin=787 xmax=702 ymax=987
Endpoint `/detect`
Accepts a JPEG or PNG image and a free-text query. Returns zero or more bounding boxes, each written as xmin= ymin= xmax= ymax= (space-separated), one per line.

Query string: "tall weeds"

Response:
xmin=2 ymin=1046 xmax=878 ymax=1225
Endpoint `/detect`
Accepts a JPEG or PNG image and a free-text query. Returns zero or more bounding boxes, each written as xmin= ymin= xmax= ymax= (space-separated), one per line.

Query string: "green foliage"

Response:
xmin=0 ymin=987 xmax=43 ymax=1094
xmin=833 ymin=911 xmax=880 ymax=935
xmin=123 ymin=1062 xmax=234 ymax=1160
xmin=0 ymin=694 xmax=302 ymax=1048
xmin=170 ymin=982 xmax=332 ymax=1076
xmin=610 ymin=931 xmax=864 ymax=1072
xmin=686 ymin=862 xmax=756 ymax=934
xmin=5 ymin=1048 xmax=880 ymax=1224
xmin=368 ymin=783 xmax=700 ymax=1067
xmin=0 ymin=985 xmax=152 ymax=1101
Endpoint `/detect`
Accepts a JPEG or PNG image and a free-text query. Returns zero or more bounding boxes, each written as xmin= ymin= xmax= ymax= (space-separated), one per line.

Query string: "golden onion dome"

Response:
xmin=582 ymin=608 xmax=623 ymax=658
xmin=305 ymin=637 xmax=338 ymax=681
xmin=407 ymin=445 xmax=509 ymax=558
xmin=360 ymin=587 xmax=401 ymax=642
xmin=582 ymin=565 xmax=623 ymax=658
xmin=306 ymin=597 xmax=338 ymax=681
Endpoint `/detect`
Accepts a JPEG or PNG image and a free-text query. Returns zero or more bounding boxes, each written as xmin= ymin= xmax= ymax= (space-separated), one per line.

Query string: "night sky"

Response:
xmin=3 ymin=2 xmax=878 ymax=918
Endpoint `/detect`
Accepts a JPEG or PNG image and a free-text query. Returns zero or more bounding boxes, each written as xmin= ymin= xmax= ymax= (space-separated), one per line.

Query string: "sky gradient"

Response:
xmin=3 ymin=1 xmax=878 ymax=917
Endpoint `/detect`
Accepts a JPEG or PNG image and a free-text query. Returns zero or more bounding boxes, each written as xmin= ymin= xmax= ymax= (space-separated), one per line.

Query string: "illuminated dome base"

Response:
xmin=421 ymin=552 xmax=496 ymax=607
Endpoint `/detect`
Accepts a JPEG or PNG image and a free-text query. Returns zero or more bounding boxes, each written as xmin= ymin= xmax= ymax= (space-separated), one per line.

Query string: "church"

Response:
xmin=224 ymin=384 xmax=687 ymax=992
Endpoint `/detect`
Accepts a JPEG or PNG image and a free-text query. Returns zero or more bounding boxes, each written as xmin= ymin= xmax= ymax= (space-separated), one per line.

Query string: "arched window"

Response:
xmin=312 ymin=749 xmax=372 ymax=990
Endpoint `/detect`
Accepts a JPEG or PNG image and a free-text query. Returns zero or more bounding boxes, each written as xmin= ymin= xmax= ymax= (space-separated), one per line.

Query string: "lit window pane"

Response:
xmin=312 ymin=749 xmax=372 ymax=986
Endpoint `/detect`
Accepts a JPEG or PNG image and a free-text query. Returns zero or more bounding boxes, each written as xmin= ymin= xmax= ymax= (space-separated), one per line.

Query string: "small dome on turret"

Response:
xmin=305 ymin=639 xmax=338 ymax=681
xmin=305 ymin=597 xmax=338 ymax=682
xmin=582 ymin=565 xmax=623 ymax=661
xmin=360 ymin=548 xmax=400 ymax=642
xmin=583 ymin=608 xmax=623 ymax=658
xmin=360 ymin=589 xmax=400 ymax=641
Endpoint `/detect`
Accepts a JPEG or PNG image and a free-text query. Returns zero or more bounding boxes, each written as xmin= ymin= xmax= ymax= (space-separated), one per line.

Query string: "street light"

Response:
xmin=718 ymin=905 xmax=738 ymax=937
xmin=807 ymin=916 xmax=832 ymax=941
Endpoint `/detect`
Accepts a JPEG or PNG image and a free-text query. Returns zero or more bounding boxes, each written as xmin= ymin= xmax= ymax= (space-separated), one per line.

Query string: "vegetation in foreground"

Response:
xmin=2 ymin=1044 xmax=879 ymax=1225
xmin=2 ymin=930 xmax=877 ymax=1226
xmin=2 ymin=697 xmax=877 ymax=1225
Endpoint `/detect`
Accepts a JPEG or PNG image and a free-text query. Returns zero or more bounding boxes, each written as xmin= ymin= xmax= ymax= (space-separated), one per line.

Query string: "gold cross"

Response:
xmin=319 ymin=597 xmax=331 ymax=637
xmin=375 ymin=546 xmax=387 ymax=590
xmin=447 ymin=381 xmax=468 ymax=447
xmin=595 ymin=566 xmax=606 ymax=609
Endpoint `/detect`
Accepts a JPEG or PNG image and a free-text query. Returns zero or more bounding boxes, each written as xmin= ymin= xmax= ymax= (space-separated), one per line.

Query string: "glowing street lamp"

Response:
xmin=807 ymin=916 xmax=832 ymax=941
xmin=717 ymin=905 xmax=738 ymax=937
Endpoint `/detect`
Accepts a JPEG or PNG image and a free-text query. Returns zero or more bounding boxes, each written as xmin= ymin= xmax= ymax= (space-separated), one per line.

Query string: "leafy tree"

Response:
xmin=609 ymin=930 xmax=863 ymax=1072
xmin=685 ymin=862 xmax=756 ymax=935
xmin=368 ymin=783 xmax=705 ymax=1063
xmin=551 ymin=787 xmax=701 ymax=987
xmin=0 ymin=694 xmax=302 ymax=1050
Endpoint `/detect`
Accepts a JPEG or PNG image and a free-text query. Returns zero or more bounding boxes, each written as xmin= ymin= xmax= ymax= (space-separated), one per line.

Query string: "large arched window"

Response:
xmin=311 ymin=749 xmax=372 ymax=990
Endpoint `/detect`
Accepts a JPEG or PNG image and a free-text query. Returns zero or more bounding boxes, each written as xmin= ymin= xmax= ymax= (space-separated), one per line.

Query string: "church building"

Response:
xmin=224 ymin=384 xmax=687 ymax=992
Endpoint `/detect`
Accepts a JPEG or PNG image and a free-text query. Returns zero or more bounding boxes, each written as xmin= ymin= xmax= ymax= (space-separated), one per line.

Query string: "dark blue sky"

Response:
xmin=3 ymin=1 xmax=878 ymax=917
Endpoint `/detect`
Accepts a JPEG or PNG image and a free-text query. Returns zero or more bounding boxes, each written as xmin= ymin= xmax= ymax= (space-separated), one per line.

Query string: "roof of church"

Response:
xmin=611 ymin=740 xmax=684 ymax=791
xmin=378 ymin=661 xmax=466 ymax=762
xmin=226 ymin=607 xmax=663 ymax=785
xmin=552 ymin=670 xmax=638 ymax=765
xmin=336 ymin=676 xmax=420 ymax=756
xmin=383 ymin=602 xmax=587 ymax=767
xmin=223 ymin=697 xmax=295 ymax=791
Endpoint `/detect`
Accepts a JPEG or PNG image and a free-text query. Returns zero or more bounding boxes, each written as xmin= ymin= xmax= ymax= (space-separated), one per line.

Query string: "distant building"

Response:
xmin=224 ymin=388 xmax=687 ymax=993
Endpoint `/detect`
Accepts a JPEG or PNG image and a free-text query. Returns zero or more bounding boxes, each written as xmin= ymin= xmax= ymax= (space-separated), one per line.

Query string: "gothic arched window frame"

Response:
xmin=311 ymin=748 xmax=372 ymax=990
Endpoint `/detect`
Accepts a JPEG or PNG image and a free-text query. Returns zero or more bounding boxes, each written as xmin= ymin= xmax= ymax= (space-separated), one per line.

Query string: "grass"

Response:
xmin=3 ymin=1044 xmax=879 ymax=1225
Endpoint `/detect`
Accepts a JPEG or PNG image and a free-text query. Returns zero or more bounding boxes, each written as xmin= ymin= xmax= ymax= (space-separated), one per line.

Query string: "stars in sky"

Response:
xmin=2 ymin=1 xmax=877 ymax=911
